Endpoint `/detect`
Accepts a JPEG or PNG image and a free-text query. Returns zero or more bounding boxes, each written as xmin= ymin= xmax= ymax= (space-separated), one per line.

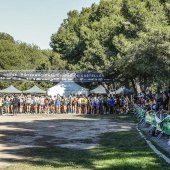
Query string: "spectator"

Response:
xmin=155 ymin=94 xmax=163 ymax=111
xmin=163 ymin=91 xmax=169 ymax=110
xmin=0 ymin=96 xmax=2 ymax=115
xmin=168 ymin=90 xmax=170 ymax=111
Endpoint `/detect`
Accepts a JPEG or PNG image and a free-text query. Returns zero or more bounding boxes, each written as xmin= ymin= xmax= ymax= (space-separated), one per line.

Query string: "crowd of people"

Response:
xmin=0 ymin=93 xmax=131 ymax=115
xmin=135 ymin=90 xmax=170 ymax=116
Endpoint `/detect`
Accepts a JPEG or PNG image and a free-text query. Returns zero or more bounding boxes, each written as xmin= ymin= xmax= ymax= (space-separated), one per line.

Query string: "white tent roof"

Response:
xmin=47 ymin=81 xmax=89 ymax=97
xmin=0 ymin=85 xmax=22 ymax=93
xmin=90 ymin=85 xmax=110 ymax=94
xmin=112 ymin=87 xmax=134 ymax=95
xmin=23 ymin=85 xmax=46 ymax=94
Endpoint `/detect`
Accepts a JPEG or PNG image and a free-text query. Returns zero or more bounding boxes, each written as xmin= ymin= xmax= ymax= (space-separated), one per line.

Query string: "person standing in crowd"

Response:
xmin=155 ymin=94 xmax=163 ymax=111
xmin=44 ymin=95 xmax=49 ymax=114
xmin=33 ymin=95 xmax=38 ymax=114
xmin=0 ymin=96 xmax=3 ymax=115
xmin=61 ymin=95 xmax=67 ymax=113
xmin=109 ymin=96 xmax=115 ymax=114
xmin=122 ymin=96 xmax=129 ymax=114
xmin=73 ymin=95 xmax=78 ymax=114
xmin=87 ymin=96 xmax=91 ymax=114
xmin=90 ymin=96 xmax=95 ymax=114
xmin=114 ymin=96 xmax=120 ymax=114
xmin=81 ymin=95 xmax=88 ymax=114
xmin=30 ymin=96 xmax=34 ymax=113
xmin=63 ymin=95 xmax=68 ymax=113
xmin=19 ymin=95 xmax=23 ymax=113
xmin=26 ymin=95 xmax=31 ymax=113
xmin=12 ymin=95 xmax=19 ymax=116
xmin=95 ymin=96 xmax=100 ymax=114
xmin=10 ymin=95 xmax=13 ymax=114
xmin=168 ymin=90 xmax=170 ymax=111
xmin=139 ymin=95 xmax=145 ymax=107
xmin=163 ymin=91 xmax=169 ymax=110
xmin=39 ymin=96 xmax=44 ymax=113
xmin=102 ymin=96 xmax=107 ymax=114
xmin=98 ymin=96 xmax=103 ymax=114
xmin=22 ymin=95 xmax=26 ymax=113
xmin=162 ymin=90 xmax=170 ymax=115
xmin=67 ymin=95 xmax=73 ymax=113
xmin=70 ymin=94 xmax=74 ymax=113
xmin=55 ymin=94 xmax=61 ymax=113
xmin=4 ymin=96 xmax=10 ymax=114
xmin=77 ymin=95 xmax=82 ymax=114
xmin=48 ymin=95 xmax=53 ymax=114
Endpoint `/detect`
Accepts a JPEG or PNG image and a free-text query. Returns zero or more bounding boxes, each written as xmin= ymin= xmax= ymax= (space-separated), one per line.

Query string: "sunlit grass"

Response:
xmin=2 ymin=114 xmax=170 ymax=170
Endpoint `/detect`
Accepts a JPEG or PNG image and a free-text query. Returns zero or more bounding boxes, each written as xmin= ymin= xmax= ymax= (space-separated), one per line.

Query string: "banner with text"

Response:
xmin=0 ymin=70 xmax=112 ymax=82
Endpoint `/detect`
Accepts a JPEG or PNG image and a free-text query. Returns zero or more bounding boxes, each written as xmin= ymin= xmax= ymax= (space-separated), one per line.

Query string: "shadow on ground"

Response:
xmin=0 ymin=114 xmax=169 ymax=169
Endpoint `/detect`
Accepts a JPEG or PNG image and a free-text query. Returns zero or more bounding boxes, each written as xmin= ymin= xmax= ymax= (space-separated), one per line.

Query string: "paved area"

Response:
xmin=138 ymin=123 xmax=170 ymax=155
xmin=0 ymin=114 xmax=136 ymax=168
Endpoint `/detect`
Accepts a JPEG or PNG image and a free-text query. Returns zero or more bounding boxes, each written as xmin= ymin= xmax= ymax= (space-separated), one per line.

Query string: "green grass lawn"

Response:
xmin=1 ymin=114 xmax=170 ymax=170
xmin=80 ymin=113 xmax=138 ymax=123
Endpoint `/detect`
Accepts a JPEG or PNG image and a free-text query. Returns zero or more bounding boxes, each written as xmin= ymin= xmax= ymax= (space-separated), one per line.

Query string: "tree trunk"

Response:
xmin=144 ymin=76 xmax=147 ymax=91
xmin=130 ymin=78 xmax=137 ymax=95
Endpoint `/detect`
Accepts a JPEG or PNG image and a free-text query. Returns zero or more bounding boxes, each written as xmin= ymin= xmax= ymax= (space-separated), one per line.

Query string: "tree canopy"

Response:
xmin=50 ymin=0 xmax=170 ymax=92
xmin=1 ymin=0 xmax=170 ymax=92
xmin=0 ymin=33 xmax=64 ymax=90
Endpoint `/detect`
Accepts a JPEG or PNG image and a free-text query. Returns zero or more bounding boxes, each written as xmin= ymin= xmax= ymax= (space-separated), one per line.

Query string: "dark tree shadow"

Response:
xmin=0 ymin=115 xmax=169 ymax=169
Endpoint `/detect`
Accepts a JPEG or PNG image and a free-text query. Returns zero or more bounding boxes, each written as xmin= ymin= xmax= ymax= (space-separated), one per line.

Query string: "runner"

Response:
xmin=33 ymin=95 xmax=38 ymax=114
xmin=19 ymin=95 xmax=24 ymax=113
xmin=55 ymin=95 xmax=61 ymax=113
xmin=12 ymin=95 xmax=19 ymax=116
xmin=0 ymin=96 xmax=3 ymax=115
xmin=81 ymin=95 xmax=88 ymax=114
xmin=77 ymin=95 xmax=82 ymax=114
xmin=4 ymin=96 xmax=10 ymax=114
xmin=109 ymin=97 xmax=115 ymax=114
xmin=49 ymin=96 xmax=55 ymax=114
xmin=61 ymin=95 xmax=67 ymax=113
xmin=44 ymin=95 xmax=49 ymax=114
xmin=102 ymin=96 xmax=107 ymax=114
xmin=87 ymin=96 xmax=91 ymax=114
xmin=67 ymin=95 xmax=73 ymax=113
xmin=95 ymin=96 xmax=100 ymax=114
xmin=72 ymin=95 xmax=77 ymax=114
xmin=26 ymin=95 xmax=31 ymax=113
xmin=90 ymin=96 xmax=95 ymax=114
xmin=39 ymin=95 xmax=45 ymax=113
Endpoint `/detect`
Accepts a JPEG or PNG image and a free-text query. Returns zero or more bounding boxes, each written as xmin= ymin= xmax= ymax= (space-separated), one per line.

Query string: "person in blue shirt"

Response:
xmin=109 ymin=97 xmax=115 ymax=114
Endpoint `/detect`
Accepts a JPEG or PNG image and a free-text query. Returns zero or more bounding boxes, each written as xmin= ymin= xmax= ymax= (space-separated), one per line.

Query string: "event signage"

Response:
xmin=0 ymin=70 xmax=112 ymax=82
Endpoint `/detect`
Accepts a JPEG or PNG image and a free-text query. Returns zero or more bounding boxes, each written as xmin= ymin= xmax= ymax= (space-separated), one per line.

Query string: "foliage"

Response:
xmin=50 ymin=0 xmax=170 ymax=92
xmin=0 ymin=32 xmax=65 ymax=89
xmin=1 ymin=0 xmax=170 ymax=92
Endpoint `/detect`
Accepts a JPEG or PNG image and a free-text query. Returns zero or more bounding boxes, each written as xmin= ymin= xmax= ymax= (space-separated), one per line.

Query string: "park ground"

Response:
xmin=0 ymin=114 xmax=169 ymax=170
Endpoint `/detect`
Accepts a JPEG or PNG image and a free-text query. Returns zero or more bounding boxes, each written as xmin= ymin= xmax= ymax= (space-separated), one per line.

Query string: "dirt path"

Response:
xmin=0 ymin=114 xmax=136 ymax=168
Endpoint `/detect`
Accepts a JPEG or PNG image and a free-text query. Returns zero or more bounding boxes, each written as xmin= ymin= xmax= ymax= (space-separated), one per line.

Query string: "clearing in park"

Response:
xmin=0 ymin=114 xmax=169 ymax=170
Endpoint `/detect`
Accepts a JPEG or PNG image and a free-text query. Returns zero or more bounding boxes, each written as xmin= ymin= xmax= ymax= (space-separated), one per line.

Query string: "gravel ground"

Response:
xmin=0 ymin=114 xmax=136 ymax=168
xmin=0 ymin=114 xmax=169 ymax=168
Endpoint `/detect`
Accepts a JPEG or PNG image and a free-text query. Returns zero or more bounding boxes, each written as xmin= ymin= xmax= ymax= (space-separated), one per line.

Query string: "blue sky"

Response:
xmin=0 ymin=0 xmax=100 ymax=49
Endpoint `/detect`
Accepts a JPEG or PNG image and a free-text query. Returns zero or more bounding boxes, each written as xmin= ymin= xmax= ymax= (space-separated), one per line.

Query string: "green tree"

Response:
xmin=49 ymin=0 xmax=170 ymax=92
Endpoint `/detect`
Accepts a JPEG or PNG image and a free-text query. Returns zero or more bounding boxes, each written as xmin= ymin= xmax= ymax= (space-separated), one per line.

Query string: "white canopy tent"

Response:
xmin=23 ymin=85 xmax=46 ymax=94
xmin=0 ymin=85 xmax=22 ymax=93
xmin=47 ymin=81 xmax=89 ymax=98
xmin=90 ymin=85 xmax=110 ymax=94
xmin=112 ymin=87 xmax=134 ymax=95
